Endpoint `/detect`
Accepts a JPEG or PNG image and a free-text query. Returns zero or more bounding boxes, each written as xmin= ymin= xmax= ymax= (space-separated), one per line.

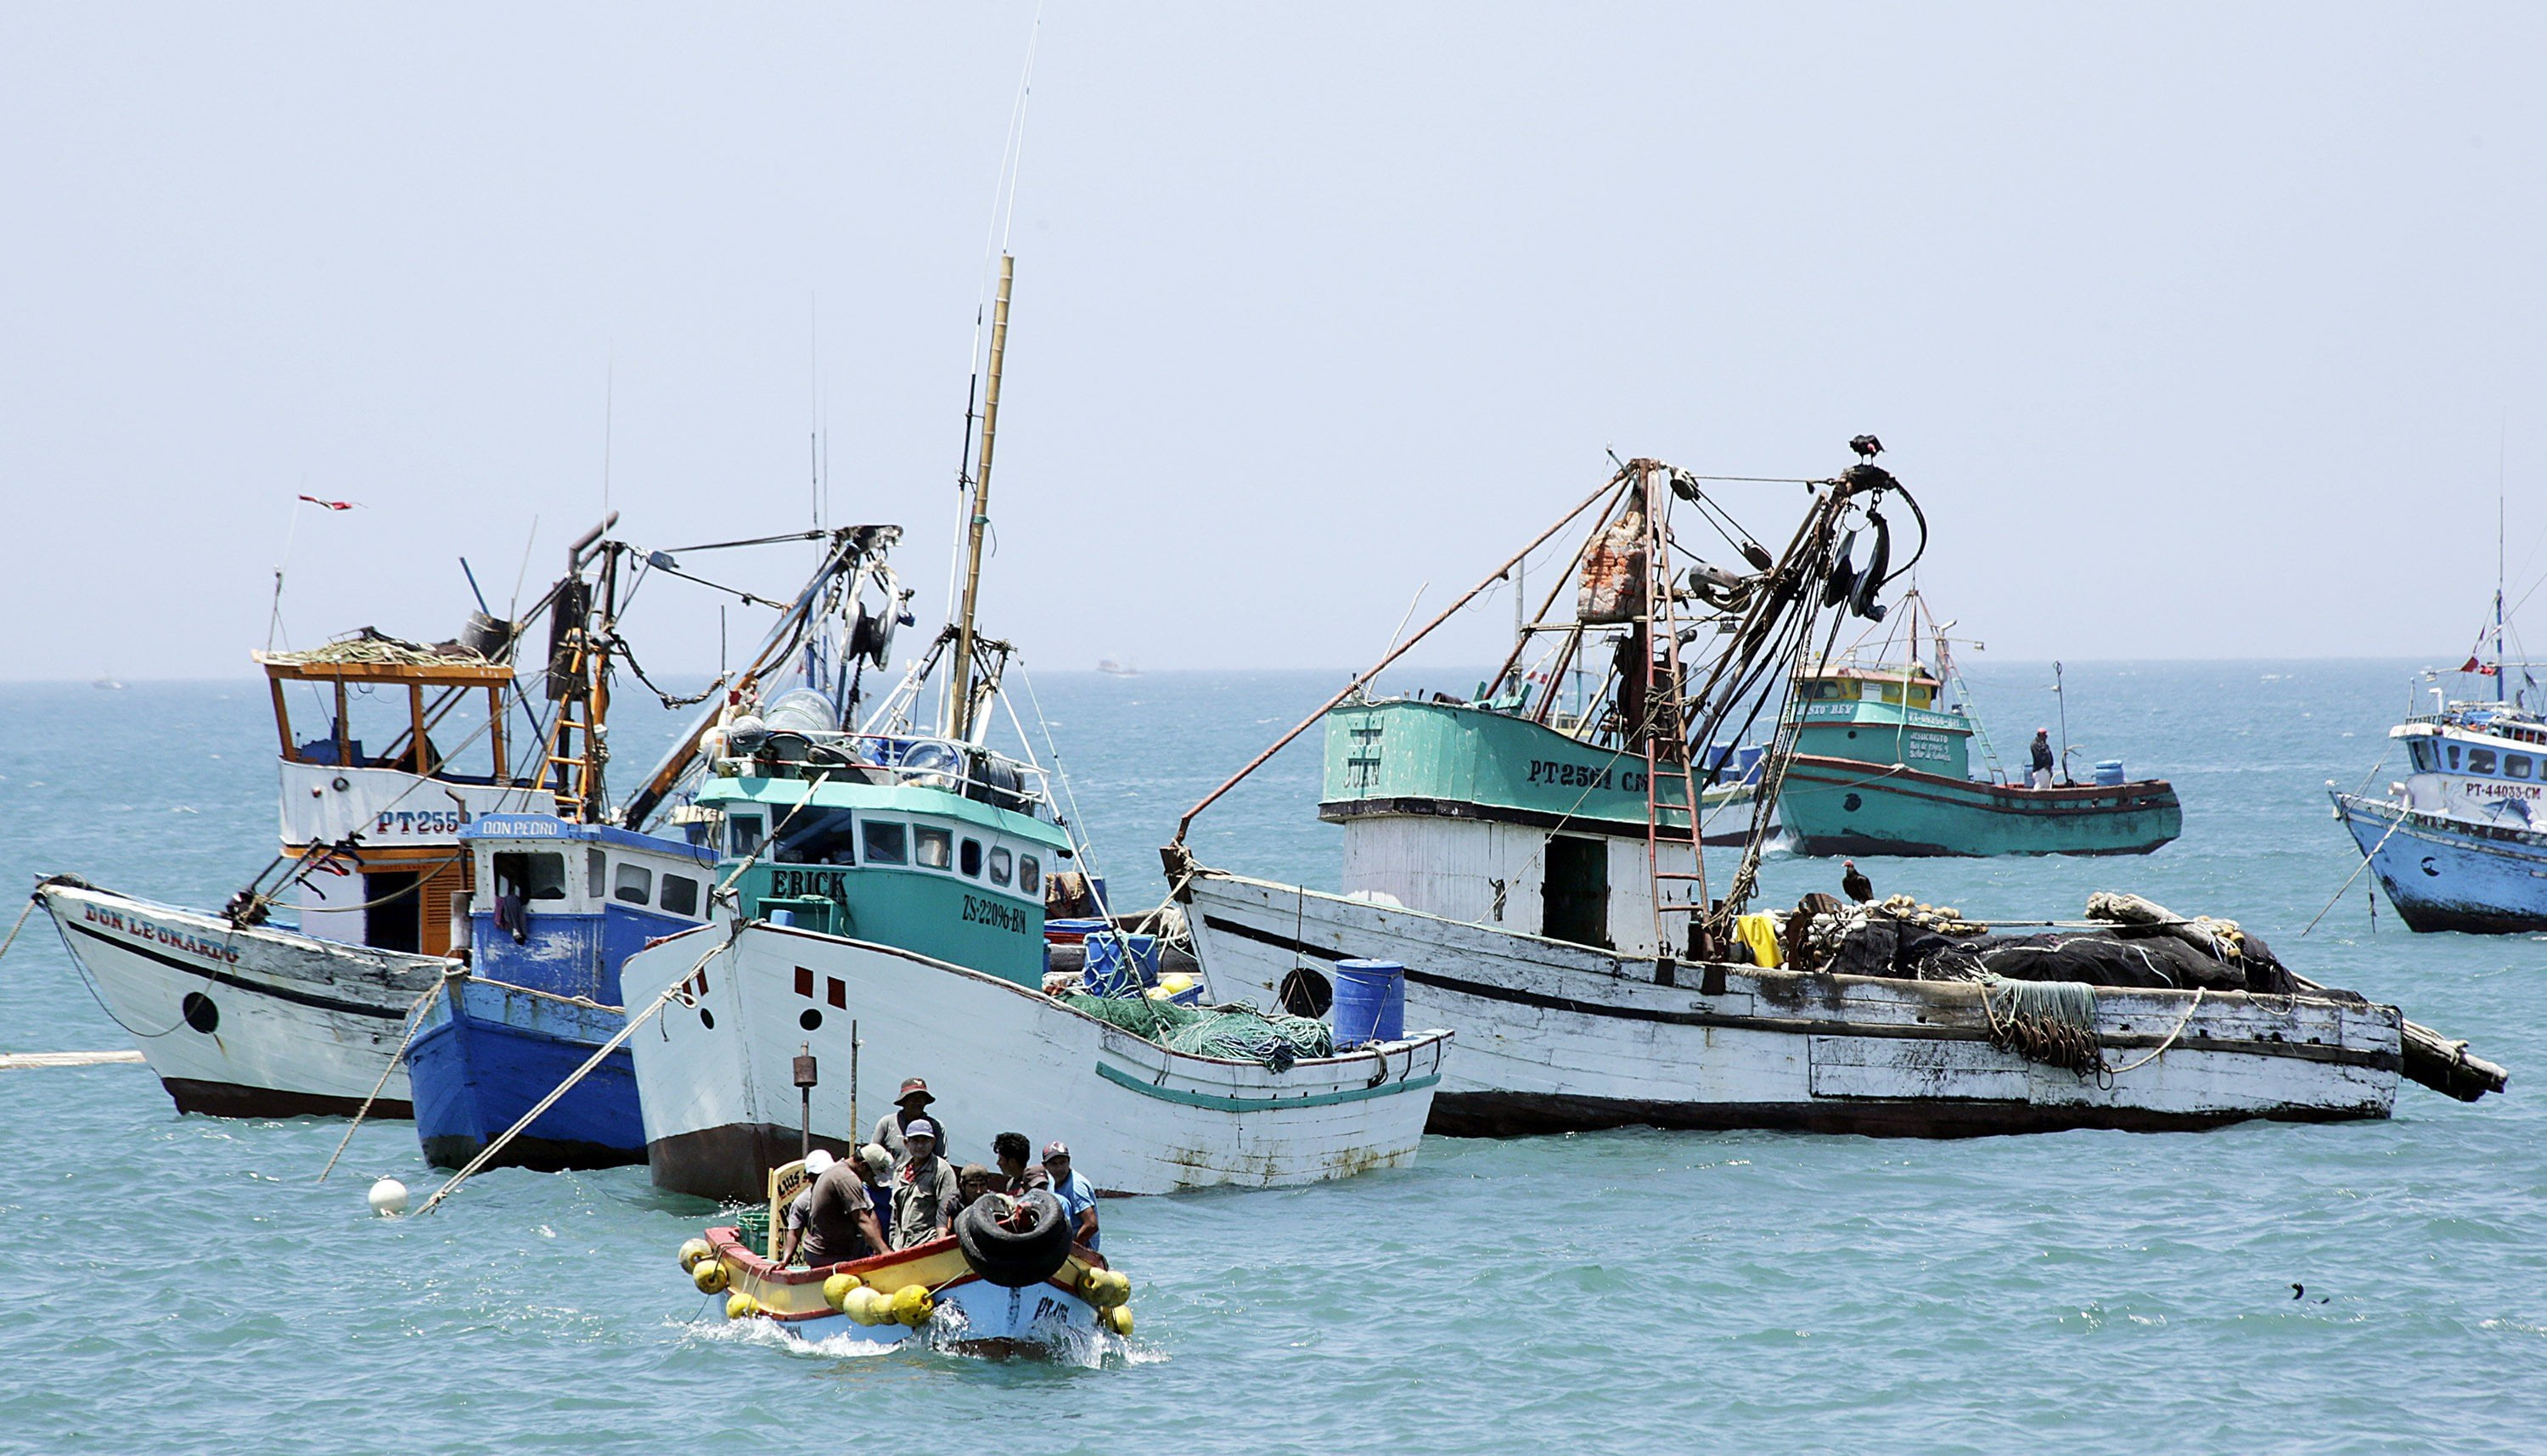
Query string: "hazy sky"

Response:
xmin=4 ymin=4 xmax=2544 ymax=682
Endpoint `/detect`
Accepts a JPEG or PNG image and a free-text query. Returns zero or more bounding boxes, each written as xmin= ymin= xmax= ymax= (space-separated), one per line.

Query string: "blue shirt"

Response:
xmin=1050 ymin=1169 xmax=1099 ymax=1250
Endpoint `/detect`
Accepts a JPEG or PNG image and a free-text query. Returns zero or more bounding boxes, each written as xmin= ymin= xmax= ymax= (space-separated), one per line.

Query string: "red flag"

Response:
xmin=298 ymin=494 xmax=357 ymax=511
xmin=2460 ymin=656 xmax=2499 ymax=677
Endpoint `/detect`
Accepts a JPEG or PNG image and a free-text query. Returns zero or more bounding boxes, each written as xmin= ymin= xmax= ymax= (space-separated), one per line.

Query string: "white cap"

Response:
xmin=804 ymin=1149 xmax=837 ymax=1177
xmin=905 ymin=1119 xmax=937 ymax=1142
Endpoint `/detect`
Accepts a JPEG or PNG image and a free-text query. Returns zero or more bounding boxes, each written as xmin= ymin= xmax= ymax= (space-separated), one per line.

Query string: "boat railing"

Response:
xmin=718 ymin=729 xmax=1054 ymax=813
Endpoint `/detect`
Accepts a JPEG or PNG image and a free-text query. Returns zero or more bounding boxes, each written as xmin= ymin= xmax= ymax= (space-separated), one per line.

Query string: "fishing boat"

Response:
xmin=621 ymin=257 xmax=1450 ymax=1203
xmin=32 ymin=604 xmax=570 ymax=1116
xmin=1774 ymin=605 xmax=2181 ymax=857
xmin=2329 ymin=576 xmax=2547 ymax=931
xmin=1172 ymin=446 xmax=2505 ymax=1138
xmin=402 ymin=526 xmax=911 ymax=1170
xmin=677 ymin=1155 xmax=1127 ymax=1358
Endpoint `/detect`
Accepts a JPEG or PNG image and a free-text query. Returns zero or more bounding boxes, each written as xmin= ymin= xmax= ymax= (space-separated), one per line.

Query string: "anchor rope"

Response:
xmin=318 ymin=978 xmax=447 ymax=1183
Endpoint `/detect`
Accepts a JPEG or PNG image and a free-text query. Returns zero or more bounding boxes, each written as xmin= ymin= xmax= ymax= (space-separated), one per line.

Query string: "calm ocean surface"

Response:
xmin=2 ymin=662 xmax=2540 ymax=1454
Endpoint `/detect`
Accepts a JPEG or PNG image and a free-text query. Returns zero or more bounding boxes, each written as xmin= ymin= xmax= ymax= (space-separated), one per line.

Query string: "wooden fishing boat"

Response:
xmin=34 ymin=631 xmax=559 ymax=1116
xmin=677 ymin=1157 xmax=1127 ymax=1358
xmin=1167 ymin=447 xmax=2505 ymax=1138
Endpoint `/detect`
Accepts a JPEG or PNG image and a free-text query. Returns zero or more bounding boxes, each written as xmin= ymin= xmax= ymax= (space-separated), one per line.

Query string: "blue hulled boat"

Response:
xmin=406 ymin=816 xmax=715 ymax=1168
xmin=2331 ymin=699 xmax=2547 ymax=935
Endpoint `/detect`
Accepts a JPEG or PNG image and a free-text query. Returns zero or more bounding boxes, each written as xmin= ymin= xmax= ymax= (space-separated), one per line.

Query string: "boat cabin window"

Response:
xmin=2468 ymin=748 xmax=2498 ymax=775
xmin=659 ymin=873 xmax=700 ymax=917
xmin=2447 ymin=744 xmax=2461 ymax=771
xmin=1800 ymin=680 xmax=1848 ymax=701
xmin=960 ymin=838 xmax=983 ymax=878
xmin=988 ymin=846 xmax=1013 ymax=885
xmin=587 ymin=847 xmax=606 ymax=898
xmin=915 ymin=826 xmax=953 ymax=870
xmin=2510 ymin=755 xmax=2534 ymax=780
xmin=2408 ymin=740 xmax=2434 ymax=773
xmin=862 ymin=820 xmax=908 ymax=865
xmin=614 ymin=863 xmax=653 ymax=906
xmin=492 ymin=852 xmax=567 ymax=902
xmin=773 ymin=806 xmax=857 ymax=865
xmin=728 ymin=814 xmax=765 ymax=858
xmin=1019 ymin=855 xmax=1042 ymax=896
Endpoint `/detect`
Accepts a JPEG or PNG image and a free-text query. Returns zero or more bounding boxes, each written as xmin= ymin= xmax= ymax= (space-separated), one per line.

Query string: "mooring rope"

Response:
xmin=0 ymin=898 xmax=36 ymax=965
xmin=2106 ymin=988 xmax=2207 ymax=1077
xmin=317 ymin=978 xmax=447 ymax=1183
xmin=415 ymin=939 xmax=724 ymax=1216
xmin=2300 ymin=803 xmax=2409 ymax=937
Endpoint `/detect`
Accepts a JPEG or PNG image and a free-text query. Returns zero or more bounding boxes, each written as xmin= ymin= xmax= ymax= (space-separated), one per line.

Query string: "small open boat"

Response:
xmin=678 ymin=1156 xmax=1128 ymax=1358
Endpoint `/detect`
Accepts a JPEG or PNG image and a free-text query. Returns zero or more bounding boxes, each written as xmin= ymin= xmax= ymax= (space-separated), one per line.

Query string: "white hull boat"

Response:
xmin=1182 ymin=869 xmax=2404 ymax=1136
xmin=34 ymin=878 xmax=442 ymax=1116
xmin=626 ymin=919 xmax=1449 ymax=1201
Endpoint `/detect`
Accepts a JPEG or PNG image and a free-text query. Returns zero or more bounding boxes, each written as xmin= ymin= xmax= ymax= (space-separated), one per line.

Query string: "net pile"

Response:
xmin=1061 ymin=992 xmax=1335 ymax=1070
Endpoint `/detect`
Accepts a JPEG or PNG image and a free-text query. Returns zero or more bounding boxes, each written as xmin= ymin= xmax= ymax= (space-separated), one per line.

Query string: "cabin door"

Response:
xmin=365 ymin=871 xmax=424 ymax=953
xmin=1541 ymin=835 xmax=1610 ymax=949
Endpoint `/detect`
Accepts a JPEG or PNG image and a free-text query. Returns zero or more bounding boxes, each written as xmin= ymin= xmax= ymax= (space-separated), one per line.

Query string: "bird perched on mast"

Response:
xmin=1848 ymin=434 xmax=1884 ymax=459
xmin=1841 ymin=859 xmax=1874 ymax=904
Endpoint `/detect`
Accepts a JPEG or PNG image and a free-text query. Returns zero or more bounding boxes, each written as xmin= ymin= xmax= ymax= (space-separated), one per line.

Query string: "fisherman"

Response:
xmin=992 ymin=1131 xmax=1051 ymax=1196
xmin=948 ymin=1163 xmax=1002 ymax=1223
xmin=869 ymin=1077 xmax=947 ymax=1161
xmin=2030 ymin=728 xmax=2056 ymax=790
xmin=1042 ymin=1141 xmax=1100 ymax=1251
xmin=889 ymin=1120 xmax=962 ymax=1249
xmin=776 ymin=1148 xmax=887 ymax=1268
xmin=855 ymin=1143 xmax=895 ymax=1231
xmin=773 ymin=1147 xmax=835 ymax=1266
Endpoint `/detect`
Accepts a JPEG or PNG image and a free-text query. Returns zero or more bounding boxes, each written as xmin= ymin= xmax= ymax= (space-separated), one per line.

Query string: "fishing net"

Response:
xmin=1061 ymin=992 xmax=1335 ymax=1070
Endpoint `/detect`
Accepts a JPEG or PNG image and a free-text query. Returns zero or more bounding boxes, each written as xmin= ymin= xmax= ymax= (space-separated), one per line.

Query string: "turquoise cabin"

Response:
xmin=694 ymin=734 xmax=1067 ymax=987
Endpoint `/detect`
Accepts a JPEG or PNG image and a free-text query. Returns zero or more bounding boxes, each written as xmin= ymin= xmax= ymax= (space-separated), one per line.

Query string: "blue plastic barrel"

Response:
xmin=2094 ymin=760 xmax=2126 ymax=786
xmin=1332 ymin=959 xmax=1407 ymax=1044
xmin=1082 ymin=932 xmax=1160 ymax=998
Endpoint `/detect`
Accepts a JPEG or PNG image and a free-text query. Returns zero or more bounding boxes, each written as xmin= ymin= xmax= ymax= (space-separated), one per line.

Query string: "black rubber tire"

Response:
xmin=955 ymin=1190 xmax=1074 ymax=1288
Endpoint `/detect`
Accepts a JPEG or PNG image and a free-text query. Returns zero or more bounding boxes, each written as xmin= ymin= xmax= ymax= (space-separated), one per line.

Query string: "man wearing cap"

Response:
xmin=2029 ymin=728 xmax=2056 ymax=790
xmin=870 ymin=1077 xmax=948 ymax=1162
xmin=855 ymin=1144 xmax=895 ymax=1231
xmin=1042 ymin=1142 xmax=1099 ymax=1251
xmin=888 ymin=1120 xmax=962 ymax=1249
xmin=777 ymin=1148 xmax=887 ymax=1268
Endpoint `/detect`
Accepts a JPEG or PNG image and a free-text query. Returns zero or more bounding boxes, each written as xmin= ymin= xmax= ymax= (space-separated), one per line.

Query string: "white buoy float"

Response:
xmin=368 ymin=1178 xmax=409 ymax=1217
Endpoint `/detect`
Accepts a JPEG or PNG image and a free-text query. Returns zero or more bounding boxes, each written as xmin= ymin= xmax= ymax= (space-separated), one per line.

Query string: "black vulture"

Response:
xmin=1848 ymin=434 xmax=1884 ymax=459
xmin=1841 ymin=859 xmax=1874 ymax=903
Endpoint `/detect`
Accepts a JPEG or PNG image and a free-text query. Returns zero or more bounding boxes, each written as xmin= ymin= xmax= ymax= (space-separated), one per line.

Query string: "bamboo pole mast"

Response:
xmin=948 ymin=255 xmax=1015 ymax=742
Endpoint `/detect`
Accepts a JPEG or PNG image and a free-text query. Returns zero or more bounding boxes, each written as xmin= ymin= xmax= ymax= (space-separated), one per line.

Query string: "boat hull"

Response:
xmin=1775 ymin=754 xmax=2183 ymax=857
xmin=1184 ymin=869 xmax=2399 ymax=1138
xmin=626 ymin=922 xmax=1450 ymax=1202
xmin=34 ymin=880 xmax=441 ymax=1117
xmin=406 ymin=977 xmax=643 ymax=1170
xmin=2332 ymin=791 xmax=2547 ymax=935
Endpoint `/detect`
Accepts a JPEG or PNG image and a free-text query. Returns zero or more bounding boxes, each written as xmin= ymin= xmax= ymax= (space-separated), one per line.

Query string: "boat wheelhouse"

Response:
xmin=406 ymin=815 xmax=714 ymax=1168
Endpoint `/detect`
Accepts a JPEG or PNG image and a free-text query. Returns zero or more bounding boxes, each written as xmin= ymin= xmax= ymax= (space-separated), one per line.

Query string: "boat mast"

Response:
xmin=947 ymin=254 xmax=1015 ymax=743
xmin=2497 ymin=488 xmax=2507 ymax=706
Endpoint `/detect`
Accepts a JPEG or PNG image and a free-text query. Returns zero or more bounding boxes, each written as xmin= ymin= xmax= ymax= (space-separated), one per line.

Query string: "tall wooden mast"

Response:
xmin=947 ymin=254 xmax=1015 ymax=741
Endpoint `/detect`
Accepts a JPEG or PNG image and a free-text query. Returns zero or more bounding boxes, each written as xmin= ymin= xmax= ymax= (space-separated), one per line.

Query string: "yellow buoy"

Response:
xmin=726 ymin=1291 xmax=760 ymax=1320
xmin=1104 ymin=1304 xmax=1133 ymax=1337
xmin=676 ymin=1237 xmax=712 ymax=1272
xmin=1079 ymin=1269 xmax=1129 ymax=1308
xmin=691 ymin=1259 xmax=729 ymax=1294
xmin=843 ymin=1286 xmax=887 ymax=1326
xmin=890 ymin=1284 xmax=935 ymax=1327
xmin=823 ymin=1272 xmax=862 ymax=1310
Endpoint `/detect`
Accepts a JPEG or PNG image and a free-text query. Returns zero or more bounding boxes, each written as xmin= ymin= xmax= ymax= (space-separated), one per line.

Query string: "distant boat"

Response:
xmin=1096 ymin=658 xmax=1139 ymax=677
xmin=92 ymin=676 xmax=124 ymax=690
xmin=2330 ymin=558 xmax=2545 ymax=932
xmin=1771 ymin=593 xmax=2180 ymax=858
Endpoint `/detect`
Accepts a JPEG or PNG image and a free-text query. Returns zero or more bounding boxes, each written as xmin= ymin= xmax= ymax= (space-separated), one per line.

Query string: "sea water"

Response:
xmin=0 ymin=663 xmax=2539 ymax=1454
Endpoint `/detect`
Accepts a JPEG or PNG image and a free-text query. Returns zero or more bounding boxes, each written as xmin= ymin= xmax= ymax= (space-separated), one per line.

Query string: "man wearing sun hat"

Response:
xmin=869 ymin=1076 xmax=949 ymax=1161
